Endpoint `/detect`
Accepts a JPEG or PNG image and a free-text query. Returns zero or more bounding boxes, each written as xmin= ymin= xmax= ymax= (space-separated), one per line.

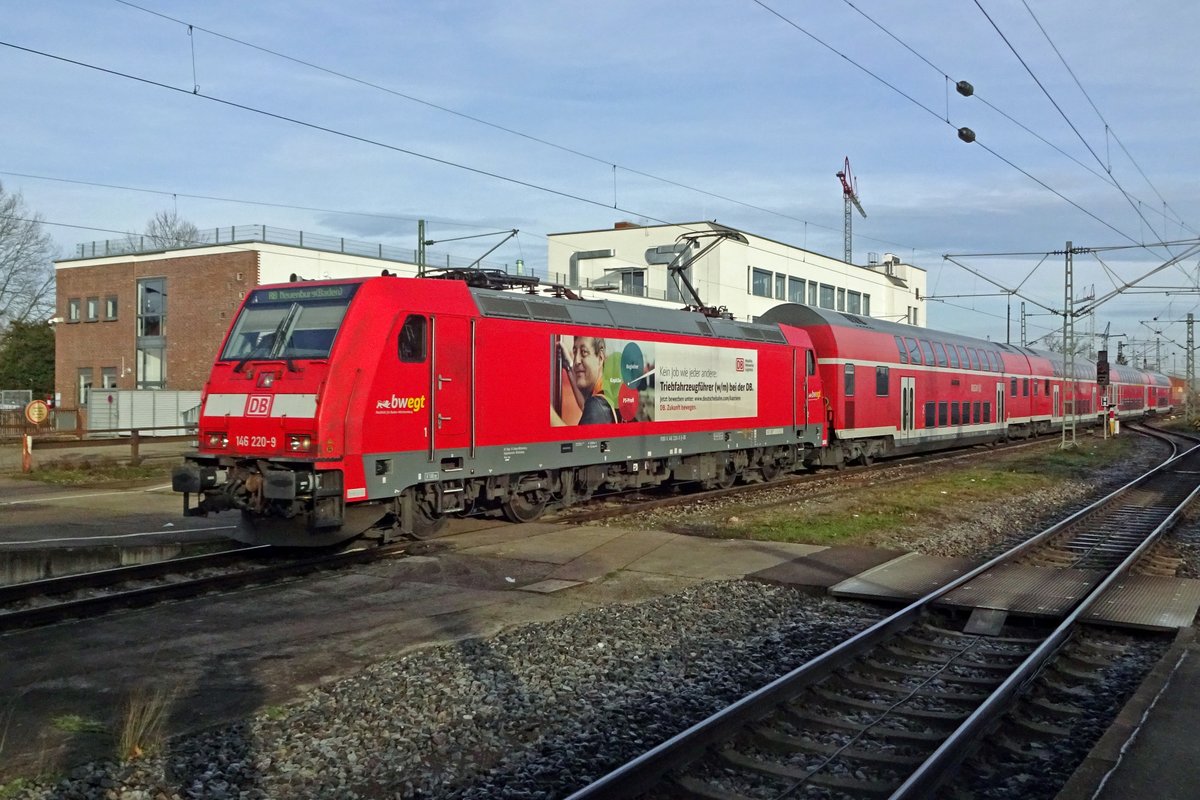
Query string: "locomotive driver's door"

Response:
xmin=429 ymin=315 xmax=473 ymax=456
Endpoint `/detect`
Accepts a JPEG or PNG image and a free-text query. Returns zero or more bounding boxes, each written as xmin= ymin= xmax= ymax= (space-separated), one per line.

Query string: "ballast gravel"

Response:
xmin=16 ymin=583 xmax=883 ymax=800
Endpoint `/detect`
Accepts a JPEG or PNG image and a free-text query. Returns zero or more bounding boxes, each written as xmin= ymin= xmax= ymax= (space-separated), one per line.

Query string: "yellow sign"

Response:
xmin=24 ymin=399 xmax=49 ymax=425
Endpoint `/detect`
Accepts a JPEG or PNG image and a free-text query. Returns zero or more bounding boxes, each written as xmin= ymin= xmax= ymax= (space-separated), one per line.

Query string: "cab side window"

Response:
xmin=399 ymin=315 xmax=427 ymax=362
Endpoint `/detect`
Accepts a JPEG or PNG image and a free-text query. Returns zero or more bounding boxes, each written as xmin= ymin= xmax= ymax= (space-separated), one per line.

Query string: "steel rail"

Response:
xmin=0 ymin=543 xmax=408 ymax=632
xmin=565 ymin=427 xmax=1198 ymax=800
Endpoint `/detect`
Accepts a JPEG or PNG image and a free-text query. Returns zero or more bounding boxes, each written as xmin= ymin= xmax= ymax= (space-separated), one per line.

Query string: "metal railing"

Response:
xmin=71 ymin=224 xmax=525 ymax=274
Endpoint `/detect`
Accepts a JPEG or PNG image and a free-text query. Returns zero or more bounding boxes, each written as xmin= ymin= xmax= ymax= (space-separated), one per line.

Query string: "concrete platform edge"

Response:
xmin=1055 ymin=625 xmax=1196 ymax=800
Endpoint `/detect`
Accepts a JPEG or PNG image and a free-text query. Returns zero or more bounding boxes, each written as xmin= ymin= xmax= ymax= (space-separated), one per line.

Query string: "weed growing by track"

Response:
xmin=9 ymin=457 xmax=169 ymax=486
xmin=715 ymin=436 xmax=1138 ymax=547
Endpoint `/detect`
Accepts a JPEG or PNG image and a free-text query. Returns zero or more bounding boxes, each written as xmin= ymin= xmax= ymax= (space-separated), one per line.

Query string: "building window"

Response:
xmin=775 ymin=273 xmax=786 ymax=300
xmin=137 ymin=347 xmax=165 ymax=389
xmin=844 ymin=363 xmax=855 ymax=396
xmin=862 ymin=294 xmax=871 ymax=316
xmin=847 ymin=290 xmax=861 ymax=314
xmin=836 ymin=288 xmax=846 ymax=311
xmin=876 ymin=365 xmax=889 ymax=396
xmin=101 ymin=367 xmax=118 ymax=389
xmin=86 ymin=297 xmax=99 ymax=321
xmin=807 ymin=281 xmax=818 ymax=306
xmin=138 ymin=278 xmax=166 ymax=337
xmin=68 ymin=298 xmax=81 ymax=322
xmin=77 ymin=368 xmax=93 ymax=406
xmin=620 ymin=270 xmax=646 ymax=296
xmin=750 ymin=268 xmax=772 ymax=298
xmin=819 ymin=284 xmax=835 ymax=309
xmin=105 ymin=296 xmax=118 ymax=320
xmin=788 ymin=277 xmax=804 ymax=303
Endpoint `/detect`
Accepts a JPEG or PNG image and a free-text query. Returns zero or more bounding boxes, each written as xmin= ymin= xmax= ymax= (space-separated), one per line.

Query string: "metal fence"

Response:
xmin=72 ymin=224 xmax=528 ymax=274
xmin=85 ymin=390 xmax=201 ymax=436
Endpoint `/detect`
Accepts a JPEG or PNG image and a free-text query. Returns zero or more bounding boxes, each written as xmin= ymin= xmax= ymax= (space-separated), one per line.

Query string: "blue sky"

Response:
xmin=3 ymin=1 xmax=1199 ymax=368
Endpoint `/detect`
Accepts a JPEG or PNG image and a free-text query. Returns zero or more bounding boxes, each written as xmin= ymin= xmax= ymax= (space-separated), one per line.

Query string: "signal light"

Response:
xmin=204 ymin=431 xmax=228 ymax=449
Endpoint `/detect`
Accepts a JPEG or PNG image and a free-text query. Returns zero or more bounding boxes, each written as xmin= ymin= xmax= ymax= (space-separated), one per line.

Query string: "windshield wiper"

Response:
xmin=234 ymin=303 xmax=300 ymax=373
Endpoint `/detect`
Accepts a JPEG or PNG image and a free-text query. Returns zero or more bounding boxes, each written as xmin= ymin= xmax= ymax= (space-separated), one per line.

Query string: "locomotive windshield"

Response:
xmin=219 ymin=283 xmax=359 ymax=362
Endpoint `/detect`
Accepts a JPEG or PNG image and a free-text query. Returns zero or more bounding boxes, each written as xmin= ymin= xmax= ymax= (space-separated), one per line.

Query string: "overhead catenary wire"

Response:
xmin=107 ymin=0 xmax=916 ymax=256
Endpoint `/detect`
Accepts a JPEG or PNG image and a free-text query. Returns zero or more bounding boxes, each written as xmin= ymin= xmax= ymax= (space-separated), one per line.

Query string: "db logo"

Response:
xmin=735 ymin=358 xmax=745 ymax=372
xmin=246 ymin=395 xmax=274 ymax=416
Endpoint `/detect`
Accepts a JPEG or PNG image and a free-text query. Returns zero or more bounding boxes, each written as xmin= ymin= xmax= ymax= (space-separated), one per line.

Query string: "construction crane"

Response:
xmin=836 ymin=157 xmax=866 ymax=264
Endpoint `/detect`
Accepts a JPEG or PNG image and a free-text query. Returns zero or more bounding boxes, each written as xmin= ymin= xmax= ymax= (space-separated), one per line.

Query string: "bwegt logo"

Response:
xmin=376 ymin=394 xmax=427 ymax=412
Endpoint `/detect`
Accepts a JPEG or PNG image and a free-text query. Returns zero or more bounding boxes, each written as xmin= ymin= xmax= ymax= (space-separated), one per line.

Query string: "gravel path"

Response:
xmin=11 ymin=432 xmax=1194 ymax=800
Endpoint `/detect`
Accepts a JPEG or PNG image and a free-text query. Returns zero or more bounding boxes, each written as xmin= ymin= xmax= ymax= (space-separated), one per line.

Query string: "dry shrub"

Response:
xmin=118 ymin=685 xmax=176 ymax=760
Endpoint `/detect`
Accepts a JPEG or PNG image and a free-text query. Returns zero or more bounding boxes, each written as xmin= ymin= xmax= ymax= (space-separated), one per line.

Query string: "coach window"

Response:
xmin=933 ymin=342 xmax=948 ymax=367
xmin=989 ymin=352 xmax=1002 ymax=372
xmin=947 ymin=345 xmax=959 ymax=369
xmin=962 ymin=401 xmax=971 ymax=423
xmin=924 ymin=402 xmax=936 ymax=427
xmin=938 ymin=401 xmax=948 ymax=426
xmin=983 ymin=402 xmax=992 ymax=423
xmin=1044 ymin=379 xmax=1051 ymax=394
xmin=905 ymin=337 xmax=922 ymax=365
xmin=1023 ymin=378 xmax=1030 ymax=396
xmin=956 ymin=345 xmax=969 ymax=369
xmin=973 ymin=401 xmax=981 ymax=424
xmin=1010 ymin=378 xmax=1018 ymax=397
xmin=844 ymin=363 xmax=855 ymax=396
xmin=894 ymin=335 xmax=908 ymax=364
xmin=919 ymin=339 xmax=935 ymax=365
xmin=951 ymin=403 xmax=961 ymax=425
xmin=967 ymin=349 xmax=979 ymax=371
xmin=398 ymin=315 xmax=427 ymax=362
xmin=750 ymin=268 xmax=772 ymax=298
xmin=876 ymin=366 xmax=889 ymax=396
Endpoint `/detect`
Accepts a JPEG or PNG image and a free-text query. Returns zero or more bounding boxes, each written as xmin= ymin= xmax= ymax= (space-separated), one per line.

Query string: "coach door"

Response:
xmin=996 ymin=382 xmax=1006 ymax=429
xmin=899 ymin=376 xmax=916 ymax=441
xmin=429 ymin=315 xmax=473 ymax=458
xmin=1053 ymin=384 xmax=1061 ymax=419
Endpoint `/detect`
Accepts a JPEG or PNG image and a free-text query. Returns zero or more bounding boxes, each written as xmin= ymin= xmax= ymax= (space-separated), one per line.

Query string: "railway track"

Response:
xmin=566 ymin=423 xmax=1200 ymax=800
xmin=0 ymin=541 xmax=411 ymax=632
xmin=552 ymin=435 xmax=1054 ymax=526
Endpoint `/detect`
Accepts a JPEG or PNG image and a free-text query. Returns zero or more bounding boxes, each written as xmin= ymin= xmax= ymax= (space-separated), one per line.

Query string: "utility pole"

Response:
xmin=1062 ymin=242 xmax=1077 ymax=450
xmin=1188 ymin=313 xmax=1195 ymax=416
xmin=1020 ymin=302 xmax=1027 ymax=347
xmin=417 ymin=219 xmax=427 ymax=276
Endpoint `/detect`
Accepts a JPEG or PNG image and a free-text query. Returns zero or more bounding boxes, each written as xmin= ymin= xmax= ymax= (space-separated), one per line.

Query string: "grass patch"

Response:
xmin=262 ymin=705 xmax=289 ymax=721
xmin=50 ymin=714 xmax=107 ymax=734
xmin=14 ymin=458 xmax=170 ymax=486
xmin=732 ymin=439 xmax=1130 ymax=546
xmin=0 ymin=779 xmax=33 ymax=799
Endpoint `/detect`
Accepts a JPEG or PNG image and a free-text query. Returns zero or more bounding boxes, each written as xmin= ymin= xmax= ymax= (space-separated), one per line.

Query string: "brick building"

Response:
xmin=54 ymin=227 xmax=426 ymax=411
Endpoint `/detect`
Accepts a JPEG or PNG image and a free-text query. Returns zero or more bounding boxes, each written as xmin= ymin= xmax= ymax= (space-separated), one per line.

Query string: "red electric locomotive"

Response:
xmin=173 ymin=275 xmax=1171 ymax=547
xmin=172 ymin=274 xmax=828 ymax=546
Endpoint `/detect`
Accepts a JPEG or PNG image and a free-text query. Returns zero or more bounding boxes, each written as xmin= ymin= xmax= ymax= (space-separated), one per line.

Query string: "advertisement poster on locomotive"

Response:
xmin=551 ymin=334 xmax=757 ymax=426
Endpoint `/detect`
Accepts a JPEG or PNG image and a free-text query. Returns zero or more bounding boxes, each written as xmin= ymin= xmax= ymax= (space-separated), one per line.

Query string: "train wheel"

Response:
xmin=411 ymin=506 xmax=448 ymax=540
xmin=716 ymin=459 xmax=737 ymax=489
xmin=760 ymin=461 xmax=780 ymax=481
xmin=502 ymin=493 xmax=547 ymax=523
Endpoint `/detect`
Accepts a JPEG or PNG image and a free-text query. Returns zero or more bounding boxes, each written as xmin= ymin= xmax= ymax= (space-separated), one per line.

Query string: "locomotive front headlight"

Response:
xmin=287 ymin=433 xmax=315 ymax=453
xmin=204 ymin=431 xmax=228 ymax=449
